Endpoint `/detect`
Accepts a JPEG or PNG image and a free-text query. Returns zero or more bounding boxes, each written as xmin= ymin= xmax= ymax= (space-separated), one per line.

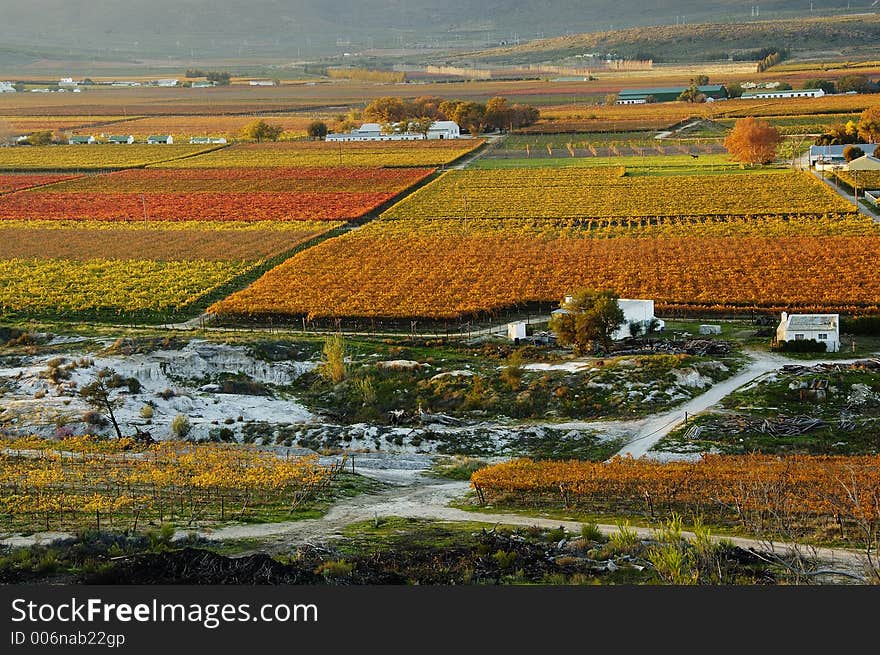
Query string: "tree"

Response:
xmin=815 ymin=122 xmax=859 ymax=146
xmin=25 ymin=130 xmax=52 ymax=146
xmin=724 ymin=117 xmax=782 ymax=166
xmin=843 ymin=145 xmax=864 ymax=162
xmin=802 ymin=79 xmax=836 ymax=95
xmin=306 ymin=120 xmax=328 ymax=139
xmin=451 ymin=101 xmax=487 ymax=136
xmin=319 ymin=335 xmax=347 ymax=384
xmin=363 ymin=96 xmax=410 ymax=123
xmin=80 ymin=369 xmax=125 ymax=439
xmin=205 ymin=71 xmax=231 ymax=85
xmin=857 ymin=106 xmax=880 ymax=143
xmin=838 ymin=74 xmax=872 ymax=94
xmin=691 ymin=75 xmax=710 ymax=87
xmin=411 ymin=95 xmax=445 ymax=119
xmin=875 ymin=145 xmax=880 ymax=159
xmin=484 ymin=96 xmax=512 ymax=131
xmin=240 ymin=120 xmax=284 ymax=142
xmin=410 ymin=116 xmax=435 ymax=137
xmin=678 ymin=85 xmax=706 ymax=103
xmin=548 ymin=289 xmax=625 ymax=354
xmin=510 ymin=104 xmax=540 ymax=128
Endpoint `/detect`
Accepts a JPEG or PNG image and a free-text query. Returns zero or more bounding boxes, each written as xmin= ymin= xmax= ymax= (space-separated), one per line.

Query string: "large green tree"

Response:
xmin=548 ymin=289 xmax=625 ymax=354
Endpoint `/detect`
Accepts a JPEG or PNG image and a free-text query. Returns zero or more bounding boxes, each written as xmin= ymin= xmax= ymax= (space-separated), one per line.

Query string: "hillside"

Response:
xmin=449 ymin=13 xmax=880 ymax=64
xmin=0 ymin=1 xmax=875 ymax=62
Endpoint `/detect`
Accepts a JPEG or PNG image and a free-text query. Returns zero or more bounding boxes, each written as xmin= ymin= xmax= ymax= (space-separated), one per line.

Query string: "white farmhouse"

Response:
xmin=612 ymin=299 xmax=665 ymax=340
xmin=740 ymin=88 xmax=825 ymax=100
xmin=552 ymin=297 xmax=664 ymax=341
xmin=326 ymin=120 xmax=461 ymax=142
xmin=68 ymin=135 xmax=96 ymax=145
xmin=156 ymin=79 xmax=178 ymax=87
xmin=0 ymin=81 xmax=15 ymax=93
xmin=190 ymin=136 xmax=228 ymax=144
xmin=249 ymin=80 xmax=275 ymax=86
xmin=776 ymin=312 xmax=839 ymax=352
xmin=147 ymin=135 xmax=173 ymax=144
xmin=847 ymin=154 xmax=880 ymax=171
xmin=107 ymin=135 xmax=135 ymax=144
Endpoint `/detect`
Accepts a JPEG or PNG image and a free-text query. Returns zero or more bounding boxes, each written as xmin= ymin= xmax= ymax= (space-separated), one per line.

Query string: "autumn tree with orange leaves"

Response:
xmin=724 ymin=117 xmax=782 ymax=166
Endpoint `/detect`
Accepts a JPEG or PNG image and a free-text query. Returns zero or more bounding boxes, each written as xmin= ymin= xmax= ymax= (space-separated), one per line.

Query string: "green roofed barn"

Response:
xmin=616 ymin=85 xmax=727 ymax=104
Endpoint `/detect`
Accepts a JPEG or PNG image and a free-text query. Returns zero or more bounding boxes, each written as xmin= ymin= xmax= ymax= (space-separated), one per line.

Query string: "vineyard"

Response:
xmin=154 ymin=140 xmax=485 ymax=168
xmin=209 ymin=166 xmax=870 ymax=321
xmin=92 ymin=114 xmax=314 ymax=138
xmin=210 ymin=220 xmax=880 ymax=320
xmin=0 ymin=221 xmax=339 ymax=317
xmin=836 ymin=170 xmax=880 ymax=190
xmin=0 ymin=167 xmax=434 ymax=222
xmin=0 ymin=173 xmax=81 ymax=194
xmin=0 ymin=437 xmax=335 ymax=532
xmin=0 ymin=144 xmax=220 ymax=171
xmin=382 ymin=169 xmax=856 ymax=220
xmin=469 ymin=455 xmax=880 ymax=546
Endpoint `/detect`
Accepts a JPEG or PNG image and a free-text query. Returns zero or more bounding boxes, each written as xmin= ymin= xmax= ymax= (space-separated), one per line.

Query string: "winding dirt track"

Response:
xmin=191 ymin=474 xmax=870 ymax=575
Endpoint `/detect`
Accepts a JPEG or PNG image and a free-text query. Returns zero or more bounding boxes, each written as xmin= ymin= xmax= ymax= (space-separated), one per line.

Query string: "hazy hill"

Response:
xmin=0 ymin=1 xmax=875 ymax=61
xmin=450 ymin=14 xmax=880 ymax=64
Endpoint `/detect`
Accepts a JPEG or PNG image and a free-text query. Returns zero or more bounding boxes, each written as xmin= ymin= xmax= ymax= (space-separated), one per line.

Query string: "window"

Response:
xmin=818 ymin=333 xmax=827 ymax=340
xmin=794 ymin=334 xmax=805 ymax=340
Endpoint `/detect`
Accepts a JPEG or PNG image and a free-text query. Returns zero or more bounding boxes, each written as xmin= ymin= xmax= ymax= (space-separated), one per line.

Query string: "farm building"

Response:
xmin=191 ymin=81 xmax=215 ymax=88
xmin=190 ymin=136 xmax=228 ymax=144
xmin=249 ymin=80 xmax=275 ymax=86
xmin=68 ymin=135 xmax=95 ymax=145
xmin=551 ymin=298 xmax=665 ymax=341
xmin=809 ymin=143 xmax=878 ymax=168
xmin=847 ymin=154 xmax=880 ymax=171
xmin=776 ymin=312 xmax=839 ymax=352
xmin=156 ymin=79 xmax=178 ymax=87
xmin=741 ymin=88 xmax=825 ymax=99
xmin=147 ymin=135 xmax=173 ymax=144
xmin=326 ymin=121 xmax=461 ymax=141
xmin=0 ymin=81 xmax=16 ymax=93
xmin=615 ymin=85 xmax=727 ymax=104
xmin=107 ymin=135 xmax=134 ymax=144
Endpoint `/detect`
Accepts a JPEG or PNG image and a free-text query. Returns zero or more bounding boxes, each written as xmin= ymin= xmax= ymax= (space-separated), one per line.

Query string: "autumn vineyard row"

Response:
xmin=470 ymin=456 xmax=880 ymax=544
xmin=0 ymin=438 xmax=336 ymax=532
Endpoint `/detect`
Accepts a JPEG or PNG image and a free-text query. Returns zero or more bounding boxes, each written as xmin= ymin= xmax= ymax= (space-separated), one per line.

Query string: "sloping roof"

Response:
xmin=108 ymin=135 xmax=131 ymax=141
xmin=786 ymin=314 xmax=838 ymax=331
xmin=742 ymin=88 xmax=822 ymax=97
xmin=429 ymin=121 xmax=459 ymax=130
xmin=809 ymin=143 xmax=877 ymax=158
xmin=147 ymin=135 xmax=171 ymax=140
xmin=618 ymin=85 xmax=724 ymax=97
xmin=69 ymin=135 xmax=92 ymax=142
xmin=848 ymin=154 xmax=880 ymax=170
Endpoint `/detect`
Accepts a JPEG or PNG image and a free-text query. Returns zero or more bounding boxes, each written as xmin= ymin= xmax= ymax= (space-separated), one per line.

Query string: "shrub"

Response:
xmin=315 ymin=559 xmax=354 ymax=578
xmin=139 ymin=405 xmax=154 ymax=419
xmin=318 ymin=335 xmax=347 ymax=384
xmin=171 ymin=414 xmax=191 ymax=438
xmin=581 ymin=522 xmax=605 ymax=543
xmin=83 ymin=410 xmax=106 ymax=426
xmin=775 ymin=339 xmax=827 ymax=353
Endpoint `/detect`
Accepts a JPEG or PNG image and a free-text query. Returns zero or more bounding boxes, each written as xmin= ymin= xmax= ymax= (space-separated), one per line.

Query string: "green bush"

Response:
xmin=775 ymin=339 xmax=826 ymax=353
xmin=171 ymin=414 xmax=191 ymax=438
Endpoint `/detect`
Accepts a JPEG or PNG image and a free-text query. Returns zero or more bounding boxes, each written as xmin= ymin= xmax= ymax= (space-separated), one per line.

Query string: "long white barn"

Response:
xmin=326 ymin=121 xmax=460 ymax=141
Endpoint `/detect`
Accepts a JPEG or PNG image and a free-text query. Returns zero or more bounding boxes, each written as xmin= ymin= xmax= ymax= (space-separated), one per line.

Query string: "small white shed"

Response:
xmin=507 ymin=321 xmax=527 ymax=341
xmin=776 ymin=312 xmax=839 ymax=352
xmin=147 ymin=135 xmax=173 ymax=144
xmin=612 ymin=299 xmax=665 ymax=340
